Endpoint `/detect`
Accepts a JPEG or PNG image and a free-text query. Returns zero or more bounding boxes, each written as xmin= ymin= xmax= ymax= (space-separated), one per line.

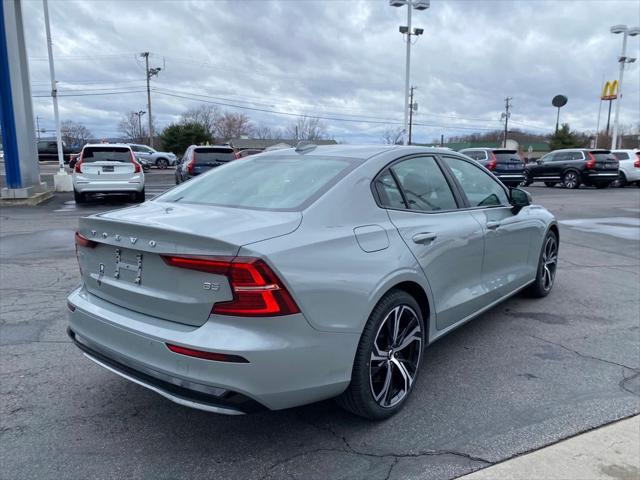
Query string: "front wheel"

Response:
xmin=612 ymin=172 xmax=626 ymax=188
xmin=525 ymin=230 xmax=558 ymax=298
xmin=337 ymin=290 xmax=424 ymax=420
xmin=156 ymin=158 xmax=169 ymax=169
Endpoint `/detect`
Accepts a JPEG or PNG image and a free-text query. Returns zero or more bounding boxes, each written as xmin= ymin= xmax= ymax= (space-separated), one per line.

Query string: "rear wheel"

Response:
xmin=612 ymin=172 xmax=626 ymax=188
xmin=544 ymin=182 xmax=557 ymax=187
xmin=562 ymin=171 xmax=580 ymax=189
xmin=156 ymin=158 xmax=169 ymax=169
xmin=133 ymin=189 xmax=145 ymax=203
xmin=522 ymin=171 xmax=533 ymax=186
xmin=337 ymin=290 xmax=424 ymax=420
xmin=73 ymin=189 xmax=85 ymax=204
xmin=525 ymin=230 xmax=558 ymax=298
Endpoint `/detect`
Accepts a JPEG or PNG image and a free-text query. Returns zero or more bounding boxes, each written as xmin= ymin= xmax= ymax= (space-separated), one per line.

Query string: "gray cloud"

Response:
xmin=24 ymin=0 xmax=640 ymax=143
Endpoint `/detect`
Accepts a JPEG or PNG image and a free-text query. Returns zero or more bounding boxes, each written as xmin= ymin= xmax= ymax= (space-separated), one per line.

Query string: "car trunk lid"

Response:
xmin=76 ymin=202 xmax=301 ymax=326
xmin=492 ymin=150 xmax=524 ymax=172
xmin=589 ymin=150 xmax=619 ymax=171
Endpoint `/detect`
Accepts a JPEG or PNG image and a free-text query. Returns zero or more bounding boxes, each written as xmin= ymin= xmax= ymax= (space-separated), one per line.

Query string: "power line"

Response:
xmin=32 ymin=90 xmax=146 ymax=98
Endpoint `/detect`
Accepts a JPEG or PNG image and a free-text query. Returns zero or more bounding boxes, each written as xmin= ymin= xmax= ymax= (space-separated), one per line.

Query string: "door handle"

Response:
xmin=486 ymin=221 xmax=501 ymax=230
xmin=412 ymin=232 xmax=437 ymax=244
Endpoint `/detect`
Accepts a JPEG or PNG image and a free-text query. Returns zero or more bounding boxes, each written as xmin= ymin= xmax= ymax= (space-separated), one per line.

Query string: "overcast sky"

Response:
xmin=23 ymin=0 xmax=640 ymax=144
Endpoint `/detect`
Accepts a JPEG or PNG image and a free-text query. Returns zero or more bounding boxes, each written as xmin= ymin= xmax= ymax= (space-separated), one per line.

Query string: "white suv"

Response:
xmin=73 ymin=144 xmax=145 ymax=203
xmin=612 ymin=149 xmax=640 ymax=187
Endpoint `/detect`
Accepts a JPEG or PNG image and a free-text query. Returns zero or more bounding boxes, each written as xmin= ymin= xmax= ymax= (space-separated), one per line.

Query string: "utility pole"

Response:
xmin=408 ymin=86 xmax=416 ymax=145
xmin=134 ymin=110 xmax=146 ymax=143
xmin=501 ymin=97 xmax=512 ymax=148
xmin=36 ymin=116 xmax=41 ymax=140
xmin=141 ymin=52 xmax=161 ymax=148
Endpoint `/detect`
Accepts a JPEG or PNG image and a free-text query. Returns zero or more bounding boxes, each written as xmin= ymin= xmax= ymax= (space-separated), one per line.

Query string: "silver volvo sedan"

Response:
xmin=67 ymin=144 xmax=558 ymax=420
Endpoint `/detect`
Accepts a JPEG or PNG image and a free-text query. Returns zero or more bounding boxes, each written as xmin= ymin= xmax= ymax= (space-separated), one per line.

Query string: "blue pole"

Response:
xmin=0 ymin=0 xmax=22 ymax=189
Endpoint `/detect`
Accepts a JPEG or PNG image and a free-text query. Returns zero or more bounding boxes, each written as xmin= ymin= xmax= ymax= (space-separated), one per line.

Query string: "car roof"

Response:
xmin=191 ymin=145 xmax=235 ymax=149
xmin=255 ymin=144 xmax=461 ymax=160
xmin=83 ymin=143 xmax=132 ymax=149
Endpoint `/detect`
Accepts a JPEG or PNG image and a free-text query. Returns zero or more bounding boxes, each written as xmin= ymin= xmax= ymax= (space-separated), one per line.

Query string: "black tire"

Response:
xmin=133 ymin=189 xmax=145 ymax=203
xmin=562 ymin=171 xmax=580 ymax=189
xmin=522 ymin=171 xmax=533 ymax=186
xmin=525 ymin=230 xmax=558 ymax=298
xmin=595 ymin=183 xmax=609 ymax=189
xmin=336 ymin=289 xmax=425 ymax=420
xmin=73 ymin=189 xmax=85 ymax=204
xmin=612 ymin=172 xmax=626 ymax=188
xmin=156 ymin=158 xmax=169 ymax=169
xmin=544 ymin=182 xmax=557 ymax=187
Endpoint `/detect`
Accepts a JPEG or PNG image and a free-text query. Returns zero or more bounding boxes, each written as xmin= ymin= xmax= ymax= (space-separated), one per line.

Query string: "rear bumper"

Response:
xmin=66 ymin=286 xmax=358 ymax=412
xmin=583 ymin=171 xmax=618 ymax=184
xmin=495 ymin=173 xmax=524 ymax=185
xmin=74 ymin=176 xmax=145 ymax=193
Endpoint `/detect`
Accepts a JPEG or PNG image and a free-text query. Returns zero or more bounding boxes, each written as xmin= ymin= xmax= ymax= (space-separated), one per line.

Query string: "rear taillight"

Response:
xmin=634 ymin=153 xmax=640 ymax=168
xmin=187 ymin=153 xmax=196 ymax=174
xmin=165 ymin=343 xmax=249 ymax=363
xmin=130 ymin=152 xmax=142 ymax=173
xmin=75 ymin=232 xmax=97 ymax=248
xmin=586 ymin=152 xmax=596 ymax=169
xmin=161 ymin=255 xmax=300 ymax=317
xmin=74 ymin=153 xmax=83 ymax=173
xmin=487 ymin=152 xmax=497 ymax=170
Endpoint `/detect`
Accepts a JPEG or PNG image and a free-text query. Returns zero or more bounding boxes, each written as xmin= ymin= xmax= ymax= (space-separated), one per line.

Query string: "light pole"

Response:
xmin=390 ymin=0 xmax=429 ymax=146
xmin=610 ymin=24 xmax=639 ymax=150
xmin=134 ymin=110 xmax=146 ymax=142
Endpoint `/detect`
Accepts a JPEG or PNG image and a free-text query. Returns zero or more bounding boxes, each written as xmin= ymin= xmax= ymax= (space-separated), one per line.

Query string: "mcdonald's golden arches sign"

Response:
xmin=601 ymin=80 xmax=619 ymax=100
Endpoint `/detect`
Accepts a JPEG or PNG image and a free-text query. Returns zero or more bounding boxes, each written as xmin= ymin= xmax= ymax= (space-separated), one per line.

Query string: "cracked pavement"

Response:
xmin=1 ymin=179 xmax=639 ymax=480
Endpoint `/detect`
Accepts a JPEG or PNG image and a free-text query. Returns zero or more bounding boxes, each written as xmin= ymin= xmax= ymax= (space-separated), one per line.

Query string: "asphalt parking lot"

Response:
xmin=1 ymin=175 xmax=639 ymax=480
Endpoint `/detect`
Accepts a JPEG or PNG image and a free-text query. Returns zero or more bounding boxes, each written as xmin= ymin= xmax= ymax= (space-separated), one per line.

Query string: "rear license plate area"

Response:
xmin=102 ymin=166 xmax=115 ymax=172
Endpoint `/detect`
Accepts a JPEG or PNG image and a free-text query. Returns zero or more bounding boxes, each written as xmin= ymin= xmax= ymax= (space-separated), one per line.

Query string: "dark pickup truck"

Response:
xmin=37 ymin=140 xmax=80 ymax=162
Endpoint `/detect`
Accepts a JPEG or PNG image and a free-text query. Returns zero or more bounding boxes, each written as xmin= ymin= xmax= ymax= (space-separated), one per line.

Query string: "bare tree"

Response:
xmin=215 ymin=112 xmax=253 ymax=140
xmin=285 ymin=115 xmax=328 ymax=141
xmin=60 ymin=120 xmax=93 ymax=147
xmin=181 ymin=105 xmax=221 ymax=140
xmin=118 ymin=111 xmax=155 ymax=143
xmin=253 ymin=123 xmax=279 ymax=140
xmin=381 ymin=127 xmax=404 ymax=145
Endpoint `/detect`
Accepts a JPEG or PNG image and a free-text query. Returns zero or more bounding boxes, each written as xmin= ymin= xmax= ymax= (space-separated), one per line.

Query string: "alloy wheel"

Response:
xmin=541 ymin=235 xmax=558 ymax=291
xmin=369 ymin=305 xmax=422 ymax=408
xmin=563 ymin=172 xmax=578 ymax=189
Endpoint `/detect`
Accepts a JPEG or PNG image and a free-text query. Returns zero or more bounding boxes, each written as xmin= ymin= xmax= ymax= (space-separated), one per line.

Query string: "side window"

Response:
xmin=569 ymin=151 xmax=584 ymax=160
xmin=443 ymin=156 xmax=509 ymax=208
xmin=540 ymin=153 xmax=554 ymax=163
xmin=476 ymin=151 xmax=488 ymax=161
xmin=130 ymin=145 xmax=140 ymax=152
xmin=390 ymin=156 xmax=458 ymax=211
xmin=554 ymin=152 xmax=570 ymax=161
xmin=461 ymin=150 xmax=476 ymax=160
xmin=374 ymin=171 xmax=406 ymax=209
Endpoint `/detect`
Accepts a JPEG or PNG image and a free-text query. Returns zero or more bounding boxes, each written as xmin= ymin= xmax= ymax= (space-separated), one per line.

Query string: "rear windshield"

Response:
xmin=194 ymin=148 xmax=236 ymax=163
xmin=493 ymin=151 xmax=521 ymax=162
xmin=613 ymin=152 xmax=630 ymax=160
xmin=589 ymin=151 xmax=616 ymax=161
xmin=82 ymin=147 xmax=131 ymax=163
xmin=157 ymin=155 xmax=358 ymax=210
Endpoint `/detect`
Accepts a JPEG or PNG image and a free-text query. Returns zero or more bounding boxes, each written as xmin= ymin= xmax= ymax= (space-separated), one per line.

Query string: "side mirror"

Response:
xmin=510 ymin=187 xmax=531 ymax=213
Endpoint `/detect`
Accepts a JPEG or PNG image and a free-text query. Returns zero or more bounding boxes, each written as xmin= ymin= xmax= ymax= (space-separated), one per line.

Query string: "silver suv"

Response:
xmin=129 ymin=144 xmax=177 ymax=169
xmin=72 ymin=144 xmax=145 ymax=203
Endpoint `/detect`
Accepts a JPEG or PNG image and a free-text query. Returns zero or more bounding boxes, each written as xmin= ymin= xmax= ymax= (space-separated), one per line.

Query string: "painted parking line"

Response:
xmin=559 ymin=216 xmax=640 ymax=241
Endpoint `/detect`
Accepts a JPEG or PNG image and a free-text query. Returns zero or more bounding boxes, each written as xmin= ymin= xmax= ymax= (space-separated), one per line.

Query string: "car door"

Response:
xmin=379 ymin=155 xmax=487 ymax=331
xmin=528 ymin=152 xmax=554 ymax=179
xmin=550 ymin=151 xmax=575 ymax=178
xmin=441 ymin=155 xmax=537 ymax=302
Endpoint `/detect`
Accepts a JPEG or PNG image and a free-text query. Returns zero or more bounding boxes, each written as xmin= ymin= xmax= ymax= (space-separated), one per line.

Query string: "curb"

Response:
xmin=0 ymin=191 xmax=54 ymax=207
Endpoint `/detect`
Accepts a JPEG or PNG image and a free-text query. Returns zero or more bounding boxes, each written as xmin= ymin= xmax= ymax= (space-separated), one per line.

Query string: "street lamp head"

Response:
xmin=413 ymin=27 xmax=424 ymax=35
xmin=627 ymin=57 xmax=637 ymax=63
xmin=399 ymin=25 xmax=409 ymax=34
xmin=628 ymin=26 xmax=640 ymax=37
xmin=389 ymin=0 xmax=408 ymax=6
xmin=610 ymin=24 xmax=628 ymax=34
xmin=413 ymin=0 xmax=430 ymax=10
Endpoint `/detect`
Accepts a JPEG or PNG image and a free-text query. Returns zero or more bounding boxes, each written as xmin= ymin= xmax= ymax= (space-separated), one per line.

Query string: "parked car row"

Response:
xmin=458 ymin=147 xmax=639 ymax=190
